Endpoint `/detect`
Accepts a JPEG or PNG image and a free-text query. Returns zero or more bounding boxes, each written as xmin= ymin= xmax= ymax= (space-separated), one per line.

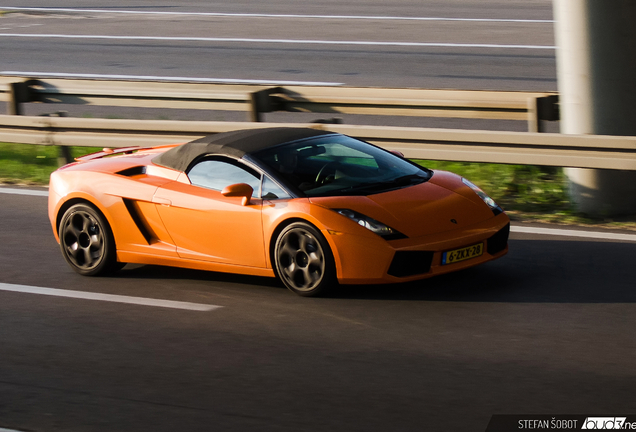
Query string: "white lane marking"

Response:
xmin=0 ymin=71 xmax=344 ymax=87
xmin=0 ymin=7 xmax=555 ymax=23
xmin=0 ymin=187 xmax=48 ymax=197
xmin=0 ymin=283 xmax=222 ymax=311
xmin=0 ymin=428 xmax=27 ymax=432
xmin=511 ymin=225 xmax=636 ymax=242
xmin=0 ymin=33 xmax=555 ymax=50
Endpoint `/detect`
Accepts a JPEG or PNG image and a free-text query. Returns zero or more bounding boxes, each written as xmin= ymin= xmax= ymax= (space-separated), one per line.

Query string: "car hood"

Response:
xmin=309 ymin=173 xmax=494 ymax=238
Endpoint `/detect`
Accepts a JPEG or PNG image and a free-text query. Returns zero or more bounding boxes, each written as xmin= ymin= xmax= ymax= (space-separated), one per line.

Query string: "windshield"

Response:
xmin=251 ymin=135 xmax=431 ymax=197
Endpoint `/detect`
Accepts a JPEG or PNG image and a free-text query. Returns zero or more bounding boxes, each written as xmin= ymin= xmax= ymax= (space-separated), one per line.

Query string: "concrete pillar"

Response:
xmin=553 ymin=0 xmax=636 ymax=216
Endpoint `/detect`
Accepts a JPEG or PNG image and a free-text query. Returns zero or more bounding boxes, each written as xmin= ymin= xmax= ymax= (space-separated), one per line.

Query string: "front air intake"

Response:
xmin=388 ymin=251 xmax=434 ymax=277
xmin=487 ymin=223 xmax=510 ymax=255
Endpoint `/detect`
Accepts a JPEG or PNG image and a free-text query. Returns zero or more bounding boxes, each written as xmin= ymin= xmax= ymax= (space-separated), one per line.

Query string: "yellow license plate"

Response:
xmin=442 ymin=243 xmax=484 ymax=265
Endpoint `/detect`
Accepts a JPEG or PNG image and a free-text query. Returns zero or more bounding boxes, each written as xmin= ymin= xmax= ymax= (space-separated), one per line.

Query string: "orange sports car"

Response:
xmin=49 ymin=127 xmax=509 ymax=296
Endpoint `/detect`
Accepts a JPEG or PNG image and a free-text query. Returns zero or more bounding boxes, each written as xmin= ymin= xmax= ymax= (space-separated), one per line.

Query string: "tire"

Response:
xmin=58 ymin=203 xmax=121 ymax=276
xmin=274 ymin=222 xmax=337 ymax=297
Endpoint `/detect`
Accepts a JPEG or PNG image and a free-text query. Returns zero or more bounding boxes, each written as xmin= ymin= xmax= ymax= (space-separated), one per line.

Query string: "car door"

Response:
xmin=152 ymin=156 xmax=266 ymax=268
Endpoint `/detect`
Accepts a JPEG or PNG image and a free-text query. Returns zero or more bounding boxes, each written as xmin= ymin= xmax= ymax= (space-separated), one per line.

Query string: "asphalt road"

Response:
xmin=1 ymin=189 xmax=636 ymax=432
xmin=0 ymin=0 xmax=558 ymax=130
xmin=0 ymin=1 xmax=556 ymax=91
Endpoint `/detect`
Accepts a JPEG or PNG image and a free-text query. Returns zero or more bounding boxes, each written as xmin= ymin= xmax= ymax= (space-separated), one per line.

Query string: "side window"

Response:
xmin=188 ymin=158 xmax=261 ymax=194
xmin=261 ymin=175 xmax=291 ymax=200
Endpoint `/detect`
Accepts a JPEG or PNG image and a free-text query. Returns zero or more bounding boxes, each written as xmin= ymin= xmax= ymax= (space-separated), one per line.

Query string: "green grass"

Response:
xmin=415 ymin=160 xmax=571 ymax=213
xmin=416 ymin=160 xmax=636 ymax=228
xmin=0 ymin=143 xmax=102 ymax=184
xmin=1 ymin=143 xmax=634 ymax=228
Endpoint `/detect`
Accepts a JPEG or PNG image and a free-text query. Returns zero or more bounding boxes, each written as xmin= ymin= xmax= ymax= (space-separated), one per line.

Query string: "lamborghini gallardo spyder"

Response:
xmin=49 ymin=127 xmax=510 ymax=296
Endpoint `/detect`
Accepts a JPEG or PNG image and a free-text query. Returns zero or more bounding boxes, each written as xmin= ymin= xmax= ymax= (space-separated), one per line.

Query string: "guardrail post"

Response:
xmin=8 ymin=80 xmax=41 ymax=115
xmin=58 ymin=145 xmax=73 ymax=166
xmin=249 ymin=87 xmax=286 ymax=122
xmin=527 ymin=98 xmax=538 ymax=133
xmin=527 ymin=95 xmax=559 ymax=132
xmin=54 ymin=112 xmax=73 ymax=166
xmin=39 ymin=111 xmax=74 ymax=166
xmin=8 ymin=82 xmax=29 ymax=115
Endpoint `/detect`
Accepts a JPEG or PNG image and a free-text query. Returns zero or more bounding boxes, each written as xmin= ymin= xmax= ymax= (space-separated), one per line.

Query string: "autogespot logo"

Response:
xmin=582 ymin=417 xmax=629 ymax=429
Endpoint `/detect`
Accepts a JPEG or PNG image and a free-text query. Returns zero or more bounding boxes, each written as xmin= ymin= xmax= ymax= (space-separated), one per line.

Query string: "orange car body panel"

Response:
xmin=49 ymin=145 xmax=510 ymax=285
xmin=152 ymin=181 xmax=266 ymax=267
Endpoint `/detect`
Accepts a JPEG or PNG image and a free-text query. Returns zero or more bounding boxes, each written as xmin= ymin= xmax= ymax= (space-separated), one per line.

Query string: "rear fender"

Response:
xmin=52 ymin=192 xmax=114 ymax=243
xmin=50 ymin=170 xmax=161 ymax=248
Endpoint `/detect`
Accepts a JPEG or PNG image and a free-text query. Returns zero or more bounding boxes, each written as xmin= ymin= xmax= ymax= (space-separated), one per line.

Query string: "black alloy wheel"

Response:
xmin=274 ymin=222 xmax=337 ymax=297
xmin=58 ymin=203 xmax=120 ymax=276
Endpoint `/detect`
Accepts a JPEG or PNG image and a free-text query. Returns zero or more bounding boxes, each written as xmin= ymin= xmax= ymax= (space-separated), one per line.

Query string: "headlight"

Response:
xmin=334 ymin=209 xmax=406 ymax=240
xmin=462 ymin=178 xmax=503 ymax=215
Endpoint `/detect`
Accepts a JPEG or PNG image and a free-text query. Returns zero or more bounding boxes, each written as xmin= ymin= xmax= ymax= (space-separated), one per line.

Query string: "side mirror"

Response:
xmin=390 ymin=150 xmax=405 ymax=158
xmin=221 ymin=183 xmax=253 ymax=206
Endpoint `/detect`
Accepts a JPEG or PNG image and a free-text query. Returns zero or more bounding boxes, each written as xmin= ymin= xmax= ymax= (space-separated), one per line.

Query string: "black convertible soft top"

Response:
xmin=152 ymin=127 xmax=333 ymax=172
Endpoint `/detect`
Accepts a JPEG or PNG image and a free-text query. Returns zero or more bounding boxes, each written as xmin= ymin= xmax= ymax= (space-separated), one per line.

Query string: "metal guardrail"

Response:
xmin=1 ymin=115 xmax=634 ymax=170
xmin=2 ymin=75 xmax=632 ymax=171
xmin=1 ymin=75 xmax=559 ymax=132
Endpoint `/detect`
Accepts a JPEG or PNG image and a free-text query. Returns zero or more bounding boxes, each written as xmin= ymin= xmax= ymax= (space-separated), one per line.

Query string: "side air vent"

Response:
xmin=122 ymin=198 xmax=155 ymax=244
xmin=116 ymin=166 xmax=147 ymax=177
xmin=388 ymin=251 xmax=434 ymax=277
xmin=487 ymin=223 xmax=510 ymax=255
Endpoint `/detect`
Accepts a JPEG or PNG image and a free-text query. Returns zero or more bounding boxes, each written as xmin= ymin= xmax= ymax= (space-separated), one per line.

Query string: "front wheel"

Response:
xmin=58 ymin=203 xmax=121 ymax=276
xmin=274 ymin=222 xmax=337 ymax=297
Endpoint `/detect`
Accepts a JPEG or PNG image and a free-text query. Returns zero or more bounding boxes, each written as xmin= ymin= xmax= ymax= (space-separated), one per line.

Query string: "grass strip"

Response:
xmin=1 ymin=142 xmax=634 ymax=229
xmin=414 ymin=160 xmax=636 ymax=228
xmin=0 ymin=143 xmax=102 ymax=184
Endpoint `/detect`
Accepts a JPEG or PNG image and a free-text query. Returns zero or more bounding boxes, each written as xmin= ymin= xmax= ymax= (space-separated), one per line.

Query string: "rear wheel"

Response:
xmin=58 ymin=203 xmax=121 ymax=276
xmin=274 ymin=222 xmax=337 ymax=297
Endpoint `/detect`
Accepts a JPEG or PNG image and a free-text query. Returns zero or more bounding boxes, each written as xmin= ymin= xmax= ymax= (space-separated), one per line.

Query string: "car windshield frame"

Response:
xmin=249 ymin=135 xmax=432 ymax=197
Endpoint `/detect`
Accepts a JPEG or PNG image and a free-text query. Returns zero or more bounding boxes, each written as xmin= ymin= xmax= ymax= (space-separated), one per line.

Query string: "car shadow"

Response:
xmin=332 ymin=239 xmax=636 ymax=303
xmin=116 ymin=263 xmax=283 ymax=288
xmin=114 ymin=239 xmax=636 ymax=303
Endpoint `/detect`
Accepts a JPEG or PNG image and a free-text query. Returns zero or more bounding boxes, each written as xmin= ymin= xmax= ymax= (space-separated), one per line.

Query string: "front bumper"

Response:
xmin=328 ymin=213 xmax=510 ymax=285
